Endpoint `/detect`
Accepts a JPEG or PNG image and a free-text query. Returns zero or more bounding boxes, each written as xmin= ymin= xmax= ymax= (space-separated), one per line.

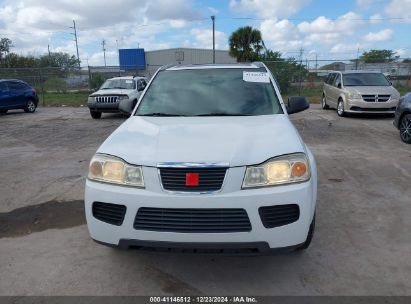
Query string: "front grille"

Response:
xmin=134 ymin=207 xmax=252 ymax=233
xmin=95 ymin=96 xmax=118 ymax=103
xmin=259 ymin=204 xmax=300 ymax=228
xmin=362 ymin=94 xmax=391 ymax=102
xmin=92 ymin=202 xmax=126 ymax=226
xmin=159 ymin=167 xmax=227 ymax=192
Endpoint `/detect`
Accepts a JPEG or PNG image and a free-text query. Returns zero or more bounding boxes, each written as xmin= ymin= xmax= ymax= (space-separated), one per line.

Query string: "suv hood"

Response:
xmin=345 ymin=86 xmax=399 ymax=96
xmin=97 ymin=115 xmax=306 ymax=167
xmin=90 ymin=89 xmax=134 ymax=96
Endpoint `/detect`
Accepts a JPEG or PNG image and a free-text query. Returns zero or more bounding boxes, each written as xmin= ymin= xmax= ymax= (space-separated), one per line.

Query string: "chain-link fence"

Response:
xmin=0 ymin=67 xmax=88 ymax=106
xmin=1 ymin=59 xmax=410 ymax=106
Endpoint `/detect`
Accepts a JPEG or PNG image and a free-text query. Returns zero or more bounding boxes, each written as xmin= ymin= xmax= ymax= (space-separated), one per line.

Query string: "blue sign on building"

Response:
xmin=119 ymin=48 xmax=146 ymax=70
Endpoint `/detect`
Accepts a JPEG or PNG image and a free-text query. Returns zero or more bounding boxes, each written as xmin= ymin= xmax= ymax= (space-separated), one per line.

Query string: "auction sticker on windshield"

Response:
xmin=243 ymin=71 xmax=270 ymax=83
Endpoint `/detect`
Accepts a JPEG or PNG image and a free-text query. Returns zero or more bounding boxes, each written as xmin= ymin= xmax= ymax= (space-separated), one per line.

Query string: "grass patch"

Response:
xmin=39 ymin=92 xmax=89 ymax=107
xmin=282 ymin=86 xmax=323 ymax=104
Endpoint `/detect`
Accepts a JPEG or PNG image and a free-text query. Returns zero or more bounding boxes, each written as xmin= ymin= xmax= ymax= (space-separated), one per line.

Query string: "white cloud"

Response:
xmin=260 ymin=19 xmax=304 ymax=52
xmin=385 ymin=0 xmax=411 ymax=22
xmin=370 ymin=14 xmax=382 ymax=24
xmin=0 ymin=0 xmax=199 ymax=65
xmin=363 ymin=29 xmax=393 ymax=42
xmin=188 ymin=28 xmax=227 ymax=49
xmin=298 ymin=12 xmax=365 ymax=44
xmin=330 ymin=43 xmax=361 ymax=54
xmin=229 ymin=0 xmax=310 ymax=18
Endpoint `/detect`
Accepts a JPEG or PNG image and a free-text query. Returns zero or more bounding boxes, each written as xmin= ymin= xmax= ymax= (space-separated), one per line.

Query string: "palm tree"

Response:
xmin=229 ymin=26 xmax=263 ymax=62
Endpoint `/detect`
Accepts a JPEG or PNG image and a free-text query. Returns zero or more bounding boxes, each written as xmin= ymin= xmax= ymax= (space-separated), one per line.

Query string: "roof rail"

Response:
xmin=251 ymin=61 xmax=264 ymax=68
xmin=159 ymin=63 xmax=179 ymax=71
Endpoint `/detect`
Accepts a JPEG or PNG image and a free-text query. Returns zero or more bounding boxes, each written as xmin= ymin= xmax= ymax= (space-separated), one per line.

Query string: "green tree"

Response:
xmin=262 ymin=51 xmax=308 ymax=93
xmin=0 ymin=38 xmax=13 ymax=59
xmin=360 ymin=49 xmax=398 ymax=63
xmin=229 ymin=26 xmax=263 ymax=62
xmin=39 ymin=52 xmax=79 ymax=69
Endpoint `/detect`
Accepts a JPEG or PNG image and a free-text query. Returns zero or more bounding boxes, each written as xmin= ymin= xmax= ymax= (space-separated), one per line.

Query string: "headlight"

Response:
xmin=242 ymin=153 xmax=310 ymax=188
xmin=87 ymin=96 xmax=94 ymax=102
xmin=88 ymin=154 xmax=144 ymax=187
xmin=118 ymin=95 xmax=129 ymax=101
xmin=348 ymin=92 xmax=361 ymax=99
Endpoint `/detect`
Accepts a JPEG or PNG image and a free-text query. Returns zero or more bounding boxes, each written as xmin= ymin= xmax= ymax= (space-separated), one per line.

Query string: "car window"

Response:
xmin=141 ymin=79 xmax=147 ymax=87
xmin=8 ymin=82 xmax=28 ymax=91
xmin=100 ymin=79 xmax=136 ymax=90
xmin=327 ymin=73 xmax=336 ymax=85
xmin=0 ymin=82 xmax=8 ymax=92
xmin=333 ymin=74 xmax=341 ymax=87
xmin=137 ymin=80 xmax=144 ymax=91
xmin=342 ymin=73 xmax=391 ymax=86
xmin=136 ymin=68 xmax=283 ymax=116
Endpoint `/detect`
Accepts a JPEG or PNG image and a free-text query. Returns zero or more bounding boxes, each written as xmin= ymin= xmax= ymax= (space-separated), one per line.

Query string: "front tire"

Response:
xmin=24 ymin=99 xmax=37 ymax=113
xmin=337 ymin=99 xmax=345 ymax=117
xmin=399 ymin=113 xmax=411 ymax=144
xmin=90 ymin=110 xmax=102 ymax=119
xmin=296 ymin=215 xmax=315 ymax=251
xmin=321 ymin=94 xmax=329 ymax=109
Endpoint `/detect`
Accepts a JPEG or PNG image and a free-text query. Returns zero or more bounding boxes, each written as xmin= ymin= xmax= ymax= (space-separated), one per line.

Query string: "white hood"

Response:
xmin=91 ymin=89 xmax=134 ymax=96
xmin=97 ymin=115 xmax=306 ymax=167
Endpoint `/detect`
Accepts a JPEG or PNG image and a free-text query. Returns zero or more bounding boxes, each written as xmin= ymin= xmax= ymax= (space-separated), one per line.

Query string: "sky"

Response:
xmin=0 ymin=0 xmax=410 ymax=66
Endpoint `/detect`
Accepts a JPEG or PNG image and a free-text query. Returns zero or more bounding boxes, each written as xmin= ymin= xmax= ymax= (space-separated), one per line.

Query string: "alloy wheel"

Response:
xmin=27 ymin=101 xmax=36 ymax=112
xmin=400 ymin=115 xmax=411 ymax=143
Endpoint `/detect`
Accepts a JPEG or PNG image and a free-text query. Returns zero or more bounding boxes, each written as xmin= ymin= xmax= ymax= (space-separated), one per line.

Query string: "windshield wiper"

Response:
xmin=195 ymin=113 xmax=253 ymax=116
xmin=137 ymin=113 xmax=186 ymax=117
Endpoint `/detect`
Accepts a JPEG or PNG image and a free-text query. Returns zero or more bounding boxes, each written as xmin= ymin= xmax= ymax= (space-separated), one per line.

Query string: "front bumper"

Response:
xmin=346 ymin=98 xmax=399 ymax=113
xmin=85 ymin=165 xmax=317 ymax=251
xmin=87 ymin=100 xmax=121 ymax=112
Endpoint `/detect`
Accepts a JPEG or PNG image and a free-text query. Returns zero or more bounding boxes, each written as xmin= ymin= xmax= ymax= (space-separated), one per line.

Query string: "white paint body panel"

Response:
xmin=85 ymin=63 xmax=317 ymax=250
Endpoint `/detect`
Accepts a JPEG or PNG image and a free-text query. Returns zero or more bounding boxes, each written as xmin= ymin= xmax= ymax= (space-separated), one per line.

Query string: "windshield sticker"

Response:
xmin=125 ymin=80 xmax=133 ymax=83
xmin=243 ymin=71 xmax=270 ymax=83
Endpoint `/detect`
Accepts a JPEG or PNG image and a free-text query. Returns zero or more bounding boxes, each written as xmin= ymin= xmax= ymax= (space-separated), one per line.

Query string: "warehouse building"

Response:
xmin=144 ymin=48 xmax=236 ymax=76
xmin=118 ymin=47 xmax=237 ymax=78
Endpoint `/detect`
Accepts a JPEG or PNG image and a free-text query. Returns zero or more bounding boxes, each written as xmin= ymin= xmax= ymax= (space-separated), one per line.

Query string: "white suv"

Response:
xmin=85 ymin=63 xmax=317 ymax=254
xmin=87 ymin=76 xmax=148 ymax=119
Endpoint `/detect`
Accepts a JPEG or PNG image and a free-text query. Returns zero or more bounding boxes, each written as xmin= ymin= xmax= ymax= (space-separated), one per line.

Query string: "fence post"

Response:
xmin=39 ymin=68 xmax=45 ymax=106
xmin=88 ymin=66 xmax=92 ymax=91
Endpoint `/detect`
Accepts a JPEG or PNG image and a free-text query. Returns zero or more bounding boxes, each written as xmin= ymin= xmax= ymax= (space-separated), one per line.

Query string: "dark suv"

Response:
xmin=0 ymin=79 xmax=39 ymax=114
xmin=394 ymin=92 xmax=411 ymax=144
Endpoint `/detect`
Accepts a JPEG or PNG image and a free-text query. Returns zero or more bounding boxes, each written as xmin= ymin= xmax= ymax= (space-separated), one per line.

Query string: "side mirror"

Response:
xmin=337 ymin=83 xmax=342 ymax=89
xmin=118 ymin=99 xmax=134 ymax=116
xmin=287 ymin=96 xmax=309 ymax=114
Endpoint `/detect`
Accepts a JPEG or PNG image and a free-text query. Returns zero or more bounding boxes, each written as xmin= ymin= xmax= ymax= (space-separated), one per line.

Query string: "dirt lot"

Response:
xmin=0 ymin=106 xmax=410 ymax=296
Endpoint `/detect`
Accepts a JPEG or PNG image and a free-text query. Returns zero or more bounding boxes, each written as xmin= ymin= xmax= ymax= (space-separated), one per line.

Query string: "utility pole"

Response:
xmin=70 ymin=20 xmax=81 ymax=69
xmin=315 ymin=53 xmax=318 ymax=74
xmin=355 ymin=47 xmax=360 ymax=70
xmin=48 ymin=44 xmax=51 ymax=57
xmin=298 ymin=47 xmax=304 ymax=96
xmin=211 ymin=15 xmax=215 ymax=64
xmin=102 ymin=40 xmax=106 ymax=67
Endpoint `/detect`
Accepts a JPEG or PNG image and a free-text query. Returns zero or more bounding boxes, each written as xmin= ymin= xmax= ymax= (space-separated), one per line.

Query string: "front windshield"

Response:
xmin=343 ymin=73 xmax=391 ymax=86
xmin=135 ymin=68 xmax=282 ymax=116
xmin=100 ymin=79 xmax=136 ymax=90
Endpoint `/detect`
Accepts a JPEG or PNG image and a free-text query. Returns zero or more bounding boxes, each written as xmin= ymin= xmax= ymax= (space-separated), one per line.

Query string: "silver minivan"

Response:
xmin=322 ymin=71 xmax=400 ymax=117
